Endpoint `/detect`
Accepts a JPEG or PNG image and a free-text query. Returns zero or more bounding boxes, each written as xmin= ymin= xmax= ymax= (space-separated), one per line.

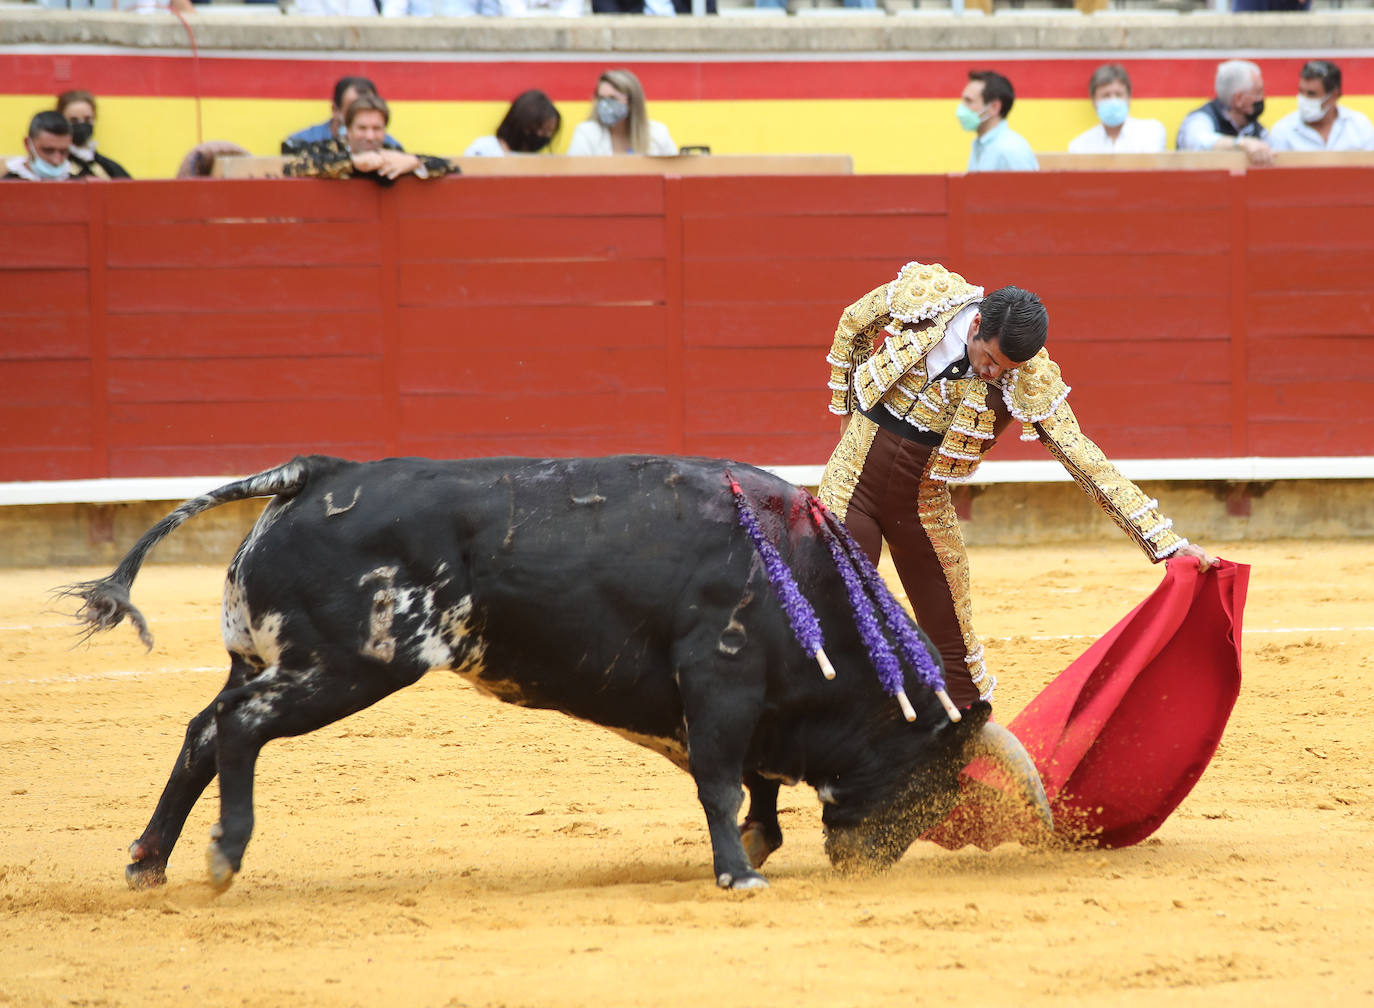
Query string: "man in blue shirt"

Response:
xmin=282 ymin=76 xmax=404 ymax=154
xmin=959 ymin=69 xmax=1039 ymax=173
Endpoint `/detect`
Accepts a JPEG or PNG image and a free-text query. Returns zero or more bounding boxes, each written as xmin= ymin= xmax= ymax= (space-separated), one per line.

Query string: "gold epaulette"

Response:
xmin=885 ymin=262 xmax=983 ymax=325
xmin=851 ymin=264 xmax=984 ymax=415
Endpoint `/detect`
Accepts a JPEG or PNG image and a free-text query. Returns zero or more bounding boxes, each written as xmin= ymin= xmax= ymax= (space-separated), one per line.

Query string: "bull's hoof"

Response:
xmin=125 ymin=861 xmax=168 ymax=890
xmin=716 ymin=871 xmax=769 ymax=891
xmin=205 ymin=840 xmax=236 ymax=892
xmin=740 ymin=823 xmax=782 ymax=870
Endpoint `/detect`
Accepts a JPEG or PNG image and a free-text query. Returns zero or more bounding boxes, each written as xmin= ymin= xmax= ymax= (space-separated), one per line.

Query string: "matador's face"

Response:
xmin=967 ymin=313 xmax=1029 ymax=384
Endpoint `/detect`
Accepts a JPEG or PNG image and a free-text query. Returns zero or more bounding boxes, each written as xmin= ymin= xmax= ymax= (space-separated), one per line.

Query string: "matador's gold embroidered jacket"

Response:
xmin=825 ymin=262 xmax=1188 ymax=562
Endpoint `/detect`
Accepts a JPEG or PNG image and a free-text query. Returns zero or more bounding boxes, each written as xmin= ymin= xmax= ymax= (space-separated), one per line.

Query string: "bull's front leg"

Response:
xmin=677 ymin=659 xmax=768 ymax=890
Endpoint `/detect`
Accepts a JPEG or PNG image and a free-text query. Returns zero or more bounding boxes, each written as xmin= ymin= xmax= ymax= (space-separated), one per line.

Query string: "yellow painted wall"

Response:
xmin=5 ymin=93 xmax=1373 ymax=180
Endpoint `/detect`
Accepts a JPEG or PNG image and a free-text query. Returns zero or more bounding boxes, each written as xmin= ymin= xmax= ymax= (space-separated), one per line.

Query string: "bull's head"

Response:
xmin=822 ymin=719 xmax=1053 ymax=873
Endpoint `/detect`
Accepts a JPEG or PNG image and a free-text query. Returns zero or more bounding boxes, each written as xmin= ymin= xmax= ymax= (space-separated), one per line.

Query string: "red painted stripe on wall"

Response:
xmin=5 ymin=52 xmax=1371 ymax=102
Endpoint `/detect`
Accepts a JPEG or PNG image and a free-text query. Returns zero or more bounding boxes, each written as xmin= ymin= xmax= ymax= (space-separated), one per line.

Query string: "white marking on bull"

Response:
xmin=236 ymin=679 xmax=286 ymax=732
xmin=817 ymin=784 xmax=838 ymax=805
xmin=359 ymin=566 xmax=399 ymax=663
xmin=415 ymin=594 xmax=486 ymax=672
xmin=250 ymin=612 xmax=287 ymax=669
xmin=221 ymin=581 xmax=290 ymax=670
xmin=221 ymin=578 xmax=252 ymax=655
xmin=323 ymin=487 xmax=361 ymax=517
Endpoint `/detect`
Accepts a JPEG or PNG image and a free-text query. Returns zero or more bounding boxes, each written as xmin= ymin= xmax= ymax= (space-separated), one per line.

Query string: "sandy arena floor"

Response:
xmin=2 ymin=538 xmax=1372 ymax=1007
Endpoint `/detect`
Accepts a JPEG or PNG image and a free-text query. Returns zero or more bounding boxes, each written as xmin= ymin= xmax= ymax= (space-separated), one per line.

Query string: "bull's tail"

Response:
xmin=57 ymin=455 xmax=335 ymax=649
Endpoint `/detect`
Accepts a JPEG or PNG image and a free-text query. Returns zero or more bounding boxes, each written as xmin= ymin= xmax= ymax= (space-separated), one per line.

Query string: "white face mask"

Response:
xmin=1296 ymin=93 xmax=1330 ymax=124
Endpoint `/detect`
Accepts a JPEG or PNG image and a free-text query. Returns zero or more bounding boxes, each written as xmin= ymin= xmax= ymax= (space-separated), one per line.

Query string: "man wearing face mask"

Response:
xmin=1177 ymin=59 xmax=1273 ymax=165
xmin=57 ymin=90 xmax=130 ymax=180
xmin=958 ymin=70 xmax=1038 ymax=173
xmin=1269 ymin=60 xmax=1374 ymax=153
xmin=3 ymin=111 xmax=91 ymax=182
xmin=1068 ymin=64 xmax=1167 ymax=155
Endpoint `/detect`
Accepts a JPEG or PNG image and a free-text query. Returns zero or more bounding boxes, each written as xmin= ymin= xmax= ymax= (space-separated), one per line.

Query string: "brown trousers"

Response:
xmin=818 ymin=415 xmax=990 ymax=708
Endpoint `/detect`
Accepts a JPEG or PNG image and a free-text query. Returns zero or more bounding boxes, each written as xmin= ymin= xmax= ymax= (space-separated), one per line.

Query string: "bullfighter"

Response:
xmin=820 ymin=261 xmax=1214 ymax=710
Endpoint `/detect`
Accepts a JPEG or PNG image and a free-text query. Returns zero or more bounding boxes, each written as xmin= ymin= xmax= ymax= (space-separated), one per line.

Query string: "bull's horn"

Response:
xmin=967 ymin=722 xmax=1054 ymax=835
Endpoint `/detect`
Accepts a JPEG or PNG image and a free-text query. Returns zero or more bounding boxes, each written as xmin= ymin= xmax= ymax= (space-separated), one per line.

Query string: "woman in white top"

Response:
xmin=463 ymin=90 xmax=561 ymax=157
xmin=567 ymin=68 xmax=677 ymax=157
xmin=1068 ymin=63 xmax=1167 ymax=155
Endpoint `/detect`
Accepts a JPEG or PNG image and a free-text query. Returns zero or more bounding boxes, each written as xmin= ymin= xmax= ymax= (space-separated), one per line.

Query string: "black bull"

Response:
xmin=64 ymin=454 xmax=1049 ymax=890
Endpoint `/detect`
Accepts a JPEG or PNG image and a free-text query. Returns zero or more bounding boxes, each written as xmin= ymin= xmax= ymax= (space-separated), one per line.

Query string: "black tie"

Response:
xmin=937 ymin=353 xmax=971 ymax=382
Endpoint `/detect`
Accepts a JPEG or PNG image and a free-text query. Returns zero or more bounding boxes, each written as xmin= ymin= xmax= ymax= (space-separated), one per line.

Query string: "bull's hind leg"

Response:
xmin=206 ymin=659 xmax=424 ymax=891
xmin=125 ymin=654 xmax=263 ymax=889
xmin=126 ymin=700 xmax=220 ymax=890
xmin=740 ymin=772 xmax=783 ymax=870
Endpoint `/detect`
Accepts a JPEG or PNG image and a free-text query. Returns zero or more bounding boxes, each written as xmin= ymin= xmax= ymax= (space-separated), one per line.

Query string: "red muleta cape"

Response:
xmin=925 ymin=556 xmax=1249 ymax=851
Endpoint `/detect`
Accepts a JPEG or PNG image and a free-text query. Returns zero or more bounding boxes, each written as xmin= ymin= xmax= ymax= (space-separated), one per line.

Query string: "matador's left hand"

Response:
xmin=1176 ymin=542 xmax=1216 ymax=572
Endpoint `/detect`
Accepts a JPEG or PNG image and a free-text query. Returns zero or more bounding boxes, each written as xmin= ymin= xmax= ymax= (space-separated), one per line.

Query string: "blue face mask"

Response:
xmin=30 ymin=153 xmax=71 ymax=180
xmin=1095 ymin=97 xmax=1129 ymax=128
xmin=595 ymin=97 xmax=629 ymax=128
xmin=955 ymin=103 xmax=985 ymax=132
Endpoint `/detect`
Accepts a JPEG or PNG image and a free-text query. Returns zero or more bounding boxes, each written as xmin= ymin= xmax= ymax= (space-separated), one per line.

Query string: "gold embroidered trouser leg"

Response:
xmin=819 ymin=418 xmax=992 ymax=709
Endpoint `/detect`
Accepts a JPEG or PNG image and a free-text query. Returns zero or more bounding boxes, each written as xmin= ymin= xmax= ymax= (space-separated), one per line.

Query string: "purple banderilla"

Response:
xmin=806 ymin=496 xmax=946 ymax=698
xmin=727 ymin=473 xmax=949 ymax=720
xmin=726 ymin=473 xmax=831 ymax=678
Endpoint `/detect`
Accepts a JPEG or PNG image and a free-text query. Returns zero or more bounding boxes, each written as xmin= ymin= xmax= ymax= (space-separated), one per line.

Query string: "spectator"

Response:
xmin=56 ymin=89 xmax=131 ymax=179
xmin=514 ymin=0 xmax=585 ymax=10
xmin=1067 ymin=65 xmax=1167 ymax=155
xmin=567 ymin=69 xmax=677 ymax=156
xmin=433 ymin=0 xmax=501 ymax=11
xmin=3 ymin=111 xmax=89 ymax=181
xmin=435 ymin=0 xmax=583 ymax=11
xmin=282 ymin=76 xmax=403 ymax=154
xmin=1177 ymin=59 xmax=1272 ymax=165
xmin=755 ymin=0 xmax=866 ymax=9
xmin=1269 ymin=60 xmax=1374 ymax=152
xmin=282 ymin=94 xmax=455 ymax=184
xmin=464 ymin=90 xmax=561 ymax=156
xmin=959 ymin=69 xmax=1038 ymax=172
xmin=591 ymin=0 xmax=678 ymax=12
xmin=294 ymin=0 xmax=380 ymax=14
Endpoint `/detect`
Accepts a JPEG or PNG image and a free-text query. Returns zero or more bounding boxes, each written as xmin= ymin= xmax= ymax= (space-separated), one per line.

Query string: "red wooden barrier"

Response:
xmin=2 ymin=171 xmax=1372 ymax=483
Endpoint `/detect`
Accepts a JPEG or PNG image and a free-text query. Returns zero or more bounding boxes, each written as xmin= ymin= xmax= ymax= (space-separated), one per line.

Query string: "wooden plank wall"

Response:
xmin=2 ymin=171 xmax=1372 ymax=483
